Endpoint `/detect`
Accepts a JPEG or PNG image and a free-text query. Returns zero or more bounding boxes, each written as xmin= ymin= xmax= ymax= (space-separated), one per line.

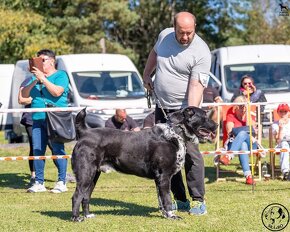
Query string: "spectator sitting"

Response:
xmin=105 ymin=109 xmax=140 ymax=131
xmin=231 ymin=74 xmax=267 ymax=116
xmin=219 ymin=95 xmax=257 ymax=185
xmin=271 ymin=103 xmax=290 ymax=181
xmin=202 ymin=86 xmax=223 ymax=123
xmin=142 ymin=111 xmax=155 ymax=129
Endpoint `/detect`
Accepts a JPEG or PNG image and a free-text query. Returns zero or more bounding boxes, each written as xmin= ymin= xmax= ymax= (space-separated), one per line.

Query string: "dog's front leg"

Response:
xmin=155 ymin=175 xmax=181 ymax=220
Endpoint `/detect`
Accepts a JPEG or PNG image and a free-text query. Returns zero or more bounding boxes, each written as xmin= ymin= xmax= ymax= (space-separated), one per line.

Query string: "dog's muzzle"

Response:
xmin=195 ymin=127 xmax=216 ymax=143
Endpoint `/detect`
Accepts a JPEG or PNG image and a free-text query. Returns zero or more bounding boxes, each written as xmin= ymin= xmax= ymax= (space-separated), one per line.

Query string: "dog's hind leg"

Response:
xmin=72 ymin=185 xmax=85 ymax=222
xmin=155 ymin=174 xmax=181 ymax=220
xmin=82 ymin=171 xmax=101 ymax=219
xmin=154 ymin=180 xmax=164 ymax=211
xmin=72 ymin=166 xmax=99 ymax=222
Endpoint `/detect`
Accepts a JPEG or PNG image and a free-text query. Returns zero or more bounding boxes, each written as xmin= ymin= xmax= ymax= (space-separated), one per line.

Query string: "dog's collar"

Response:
xmin=171 ymin=123 xmax=199 ymax=144
xmin=157 ymin=124 xmax=184 ymax=142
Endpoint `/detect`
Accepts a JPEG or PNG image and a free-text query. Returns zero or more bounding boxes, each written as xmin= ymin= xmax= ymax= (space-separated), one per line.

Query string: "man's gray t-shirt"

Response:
xmin=153 ymin=27 xmax=211 ymax=109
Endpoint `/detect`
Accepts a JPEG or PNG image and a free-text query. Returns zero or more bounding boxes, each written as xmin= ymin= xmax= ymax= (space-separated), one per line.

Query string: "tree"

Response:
xmin=225 ymin=0 xmax=290 ymax=45
xmin=0 ymin=0 xmax=140 ymax=63
xmin=0 ymin=6 xmax=71 ymax=63
xmin=109 ymin=0 xmax=239 ymax=70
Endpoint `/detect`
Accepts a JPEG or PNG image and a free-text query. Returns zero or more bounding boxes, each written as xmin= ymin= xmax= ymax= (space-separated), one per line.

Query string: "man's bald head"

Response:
xmin=173 ymin=12 xmax=196 ymax=46
xmin=115 ymin=109 xmax=127 ymax=123
xmin=174 ymin=12 xmax=196 ymax=27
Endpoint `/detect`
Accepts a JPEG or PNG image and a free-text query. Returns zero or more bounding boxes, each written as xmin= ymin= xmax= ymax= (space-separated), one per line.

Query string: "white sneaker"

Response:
xmin=50 ymin=181 xmax=68 ymax=193
xmin=27 ymin=181 xmax=47 ymax=193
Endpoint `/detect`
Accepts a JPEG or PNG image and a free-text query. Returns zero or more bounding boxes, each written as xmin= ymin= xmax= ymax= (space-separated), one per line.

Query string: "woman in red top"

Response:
xmin=220 ymin=95 xmax=257 ymax=185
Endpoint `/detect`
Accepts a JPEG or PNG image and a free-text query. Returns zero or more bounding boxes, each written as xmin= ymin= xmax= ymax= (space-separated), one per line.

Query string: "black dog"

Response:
xmin=71 ymin=107 xmax=217 ymax=221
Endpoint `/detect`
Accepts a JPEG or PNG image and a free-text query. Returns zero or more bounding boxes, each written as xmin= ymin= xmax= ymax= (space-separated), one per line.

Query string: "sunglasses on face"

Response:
xmin=243 ymin=82 xmax=252 ymax=86
xmin=278 ymin=110 xmax=288 ymax=113
xmin=42 ymin=58 xmax=51 ymax=63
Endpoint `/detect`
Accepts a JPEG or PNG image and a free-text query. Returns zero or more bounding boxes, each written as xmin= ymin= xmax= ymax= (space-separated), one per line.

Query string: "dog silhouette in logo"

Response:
xmin=279 ymin=3 xmax=289 ymax=12
xmin=265 ymin=206 xmax=286 ymax=227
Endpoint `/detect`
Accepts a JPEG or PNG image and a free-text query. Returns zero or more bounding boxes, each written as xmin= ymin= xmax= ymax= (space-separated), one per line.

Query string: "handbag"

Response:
xmin=39 ymin=83 xmax=76 ymax=143
xmin=46 ymin=110 xmax=76 ymax=143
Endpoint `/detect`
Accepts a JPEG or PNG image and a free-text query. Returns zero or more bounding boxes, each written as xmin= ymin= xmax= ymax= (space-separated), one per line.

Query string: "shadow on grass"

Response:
xmin=0 ymin=173 xmax=56 ymax=189
xmin=90 ymin=197 xmax=158 ymax=217
xmin=205 ymin=166 xmax=243 ymax=184
xmin=0 ymin=173 xmax=30 ymax=189
xmin=41 ymin=197 xmax=158 ymax=221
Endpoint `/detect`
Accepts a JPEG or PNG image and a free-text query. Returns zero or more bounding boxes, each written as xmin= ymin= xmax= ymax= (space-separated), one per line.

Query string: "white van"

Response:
xmin=0 ymin=64 xmax=14 ymax=131
xmin=8 ymin=54 xmax=151 ymax=142
xmin=210 ymin=44 xmax=290 ymax=109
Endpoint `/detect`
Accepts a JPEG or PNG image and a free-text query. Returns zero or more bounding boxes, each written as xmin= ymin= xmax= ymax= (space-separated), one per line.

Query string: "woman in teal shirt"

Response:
xmin=22 ymin=49 xmax=69 ymax=193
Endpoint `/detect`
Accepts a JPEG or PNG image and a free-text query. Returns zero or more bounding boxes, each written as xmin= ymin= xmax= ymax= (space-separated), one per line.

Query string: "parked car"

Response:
xmin=7 ymin=54 xmax=152 ymax=143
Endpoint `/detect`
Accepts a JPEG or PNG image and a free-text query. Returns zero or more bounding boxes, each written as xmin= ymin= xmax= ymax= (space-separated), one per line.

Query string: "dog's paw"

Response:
xmin=71 ymin=216 xmax=85 ymax=222
xmin=85 ymin=213 xmax=96 ymax=219
xmin=162 ymin=210 xmax=182 ymax=220
xmin=170 ymin=215 xmax=182 ymax=220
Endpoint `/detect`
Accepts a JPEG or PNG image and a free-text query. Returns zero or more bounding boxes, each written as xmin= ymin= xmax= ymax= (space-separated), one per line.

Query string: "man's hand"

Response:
xmin=143 ymin=76 xmax=154 ymax=91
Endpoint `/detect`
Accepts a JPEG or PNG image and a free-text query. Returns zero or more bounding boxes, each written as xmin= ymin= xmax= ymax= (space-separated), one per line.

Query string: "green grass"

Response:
xmin=0 ymin=132 xmax=289 ymax=232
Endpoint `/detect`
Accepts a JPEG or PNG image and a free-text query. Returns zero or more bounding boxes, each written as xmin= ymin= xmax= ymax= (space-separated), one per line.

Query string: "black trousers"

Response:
xmin=25 ymin=125 xmax=34 ymax=172
xmin=155 ymin=106 xmax=205 ymax=202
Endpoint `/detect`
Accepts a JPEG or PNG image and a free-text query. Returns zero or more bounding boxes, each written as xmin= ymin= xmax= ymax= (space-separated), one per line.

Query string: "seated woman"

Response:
xmin=219 ymin=95 xmax=257 ymax=185
xmin=231 ymin=74 xmax=267 ymax=120
xmin=271 ymin=103 xmax=290 ymax=181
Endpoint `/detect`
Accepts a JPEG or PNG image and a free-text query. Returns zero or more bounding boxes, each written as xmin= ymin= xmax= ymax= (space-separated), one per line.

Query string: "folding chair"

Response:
xmin=268 ymin=109 xmax=287 ymax=179
xmin=215 ymin=104 xmax=263 ymax=182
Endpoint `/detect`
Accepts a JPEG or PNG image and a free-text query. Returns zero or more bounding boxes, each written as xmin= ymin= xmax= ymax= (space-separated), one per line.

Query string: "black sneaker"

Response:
xmin=288 ymin=172 xmax=290 ymax=181
xmin=283 ymin=172 xmax=289 ymax=181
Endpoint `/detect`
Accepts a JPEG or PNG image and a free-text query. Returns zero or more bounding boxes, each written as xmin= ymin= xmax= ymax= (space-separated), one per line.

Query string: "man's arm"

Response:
xmin=188 ymin=79 xmax=204 ymax=107
xmin=127 ymin=116 xmax=140 ymax=131
xmin=143 ymin=49 xmax=157 ymax=90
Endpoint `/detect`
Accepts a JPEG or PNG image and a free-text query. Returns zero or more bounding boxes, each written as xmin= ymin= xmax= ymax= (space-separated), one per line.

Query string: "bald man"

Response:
xmin=105 ymin=109 xmax=140 ymax=131
xmin=143 ymin=12 xmax=211 ymax=215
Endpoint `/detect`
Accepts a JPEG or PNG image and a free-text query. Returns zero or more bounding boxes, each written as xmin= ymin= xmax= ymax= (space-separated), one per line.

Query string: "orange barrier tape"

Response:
xmin=0 ymin=148 xmax=289 ymax=161
xmin=200 ymin=148 xmax=290 ymax=155
xmin=0 ymin=155 xmax=71 ymax=161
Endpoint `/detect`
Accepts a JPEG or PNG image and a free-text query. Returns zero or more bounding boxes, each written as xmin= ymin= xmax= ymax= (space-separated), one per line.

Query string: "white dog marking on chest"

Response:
xmin=157 ymin=124 xmax=186 ymax=171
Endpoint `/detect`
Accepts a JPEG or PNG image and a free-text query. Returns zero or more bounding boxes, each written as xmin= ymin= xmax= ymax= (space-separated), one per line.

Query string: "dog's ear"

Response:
xmin=168 ymin=111 xmax=184 ymax=124
xmin=182 ymin=106 xmax=205 ymax=118
xmin=206 ymin=108 xmax=215 ymax=119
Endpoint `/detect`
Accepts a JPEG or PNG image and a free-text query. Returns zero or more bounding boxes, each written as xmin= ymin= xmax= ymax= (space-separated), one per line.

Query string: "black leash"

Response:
xmin=146 ymin=89 xmax=151 ymax=109
xmin=152 ymin=89 xmax=169 ymax=121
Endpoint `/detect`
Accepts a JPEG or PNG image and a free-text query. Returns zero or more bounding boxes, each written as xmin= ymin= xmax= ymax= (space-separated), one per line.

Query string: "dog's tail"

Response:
xmin=75 ymin=108 xmax=88 ymax=139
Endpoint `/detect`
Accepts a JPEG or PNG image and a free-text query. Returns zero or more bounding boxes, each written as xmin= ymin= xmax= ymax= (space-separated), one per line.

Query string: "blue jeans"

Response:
xmin=228 ymin=131 xmax=257 ymax=177
xmin=277 ymin=140 xmax=290 ymax=174
xmin=32 ymin=119 xmax=67 ymax=184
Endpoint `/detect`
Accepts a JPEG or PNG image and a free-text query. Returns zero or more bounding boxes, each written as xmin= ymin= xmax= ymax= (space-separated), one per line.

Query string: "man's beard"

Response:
xmin=175 ymin=35 xmax=193 ymax=47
